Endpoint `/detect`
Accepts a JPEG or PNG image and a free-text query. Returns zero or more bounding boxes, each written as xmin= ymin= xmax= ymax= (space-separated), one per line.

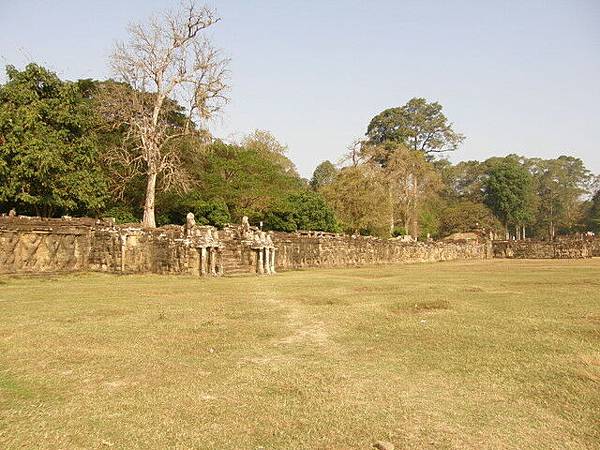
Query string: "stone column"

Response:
xmin=257 ymin=248 xmax=264 ymax=274
xmin=120 ymin=234 xmax=127 ymax=273
xmin=270 ymin=248 xmax=276 ymax=274
xmin=264 ymin=248 xmax=271 ymax=274
xmin=209 ymin=247 xmax=217 ymax=276
xmin=217 ymin=250 xmax=224 ymax=276
xmin=200 ymin=247 xmax=207 ymax=276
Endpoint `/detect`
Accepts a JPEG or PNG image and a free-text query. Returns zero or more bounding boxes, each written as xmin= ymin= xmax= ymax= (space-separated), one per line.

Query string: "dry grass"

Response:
xmin=1 ymin=259 xmax=599 ymax=449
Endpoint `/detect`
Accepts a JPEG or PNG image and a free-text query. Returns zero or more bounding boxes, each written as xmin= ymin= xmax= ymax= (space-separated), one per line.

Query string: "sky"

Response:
xmin=1 ymin=0 xmax=599 ymax=178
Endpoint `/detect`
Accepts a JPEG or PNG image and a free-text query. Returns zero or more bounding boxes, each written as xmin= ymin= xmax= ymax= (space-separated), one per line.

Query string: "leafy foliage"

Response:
xmin=262 ymin=191 xmax=339 ymax=232
xmin=366 ymin=97 xmax=464 ymax=153
xmin=0 ymin=64 xmax=107 ymax=216
xmin=484 ymin=158 xmax=536 ymax=230
xmin=439 ymin=200 xmax=502 ymax=237
xmin=310 ymin=160 xmax=338 ymax=190
xmin=586 ymin=190 xmax=600 ymax=233
xmin=321 ymin=165 xmax=391 ymax=236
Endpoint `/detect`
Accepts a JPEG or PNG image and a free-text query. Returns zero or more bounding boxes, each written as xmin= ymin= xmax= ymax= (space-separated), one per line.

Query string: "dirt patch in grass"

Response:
xmin=390 ymin=299 xmax=452 ymax=314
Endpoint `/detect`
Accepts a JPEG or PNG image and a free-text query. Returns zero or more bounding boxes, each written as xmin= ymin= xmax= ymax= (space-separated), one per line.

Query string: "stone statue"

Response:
xmin=241 ymin=216 xmax=251 ymax=237
xmin=8 ymin=208 xmax=16 ymax=217
xmin=185 ymin=212 xmax=196 ymax=236
xmin=266 ymin=231 xmax=274 ymax=247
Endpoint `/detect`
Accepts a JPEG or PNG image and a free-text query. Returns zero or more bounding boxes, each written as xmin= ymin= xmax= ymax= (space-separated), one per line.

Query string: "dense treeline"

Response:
xmin=0 ymin=63 xmax=598 ymax=239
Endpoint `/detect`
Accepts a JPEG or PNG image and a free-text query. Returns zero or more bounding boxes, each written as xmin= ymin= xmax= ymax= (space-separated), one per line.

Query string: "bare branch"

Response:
xmin=101 ymin=0 xmax=230 ymax=227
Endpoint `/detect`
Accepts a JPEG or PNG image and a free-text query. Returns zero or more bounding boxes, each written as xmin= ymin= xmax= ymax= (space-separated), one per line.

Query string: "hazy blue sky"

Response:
xmin=1 ymin=0 xmax=599 ymax=177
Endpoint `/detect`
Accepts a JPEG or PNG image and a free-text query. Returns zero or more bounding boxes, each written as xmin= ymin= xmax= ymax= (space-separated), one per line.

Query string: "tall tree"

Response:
xmin=310 ymin=160 xmax=338 ymax=191
xmin=0 ymin=64 xmax=107 ymax=216
xmin=361 ymin=142 xmax=441 ymax=238
xmin=586 ymin=189 xmax=600 ymax=233
xmin=102 ymin=1 xmax=230 ymax=227
xmin=484 ymin=158 xmax=536 ymax=239
xmin=321 ymin=165 xmax=391 ymax=236
xmin=191 ymin=140 xmax=304 ymax=221
xmin=366 ymin=97 xmax=464 ymax=154
xmin=528 ymin=156 xmax=592 ymax=239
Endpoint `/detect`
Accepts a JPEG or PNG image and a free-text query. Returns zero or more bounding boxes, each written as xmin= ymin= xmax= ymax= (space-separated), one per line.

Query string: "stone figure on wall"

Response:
xmin=8 ymin=208 xmax=16 ymax=217
xmin=241 ymin=216 xmax=251 ymax=237
xmin=185 ymin=212 xmax=196 ymax=236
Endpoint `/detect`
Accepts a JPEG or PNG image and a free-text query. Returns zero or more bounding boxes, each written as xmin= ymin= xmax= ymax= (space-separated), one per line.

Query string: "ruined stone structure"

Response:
xmin=0 ymin=215 xmax=224 ymax=275
xmin=0 ymin=215 xmax=597 ymax=276
xmin=492 ymin=239 xmax=594 ymax=259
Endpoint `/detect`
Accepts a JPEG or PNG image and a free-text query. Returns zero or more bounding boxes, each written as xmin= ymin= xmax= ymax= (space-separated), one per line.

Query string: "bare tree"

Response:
xmin=105 ymin=1 xmax=229 ymax=227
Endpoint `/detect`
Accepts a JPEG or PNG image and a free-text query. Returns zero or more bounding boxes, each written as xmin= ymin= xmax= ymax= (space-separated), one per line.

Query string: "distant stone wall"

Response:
xmin=492 ymin=240 xmax=592 ymax=259
xmin=587 ymin=238 xmax=600 ymax=257
xmin=219 ymin=226 xmax=491 ymax=273
xmin=271 ymin=231 xmax=491 ymax=270
xmin=1 ymin=216 xmax=596 ymax=276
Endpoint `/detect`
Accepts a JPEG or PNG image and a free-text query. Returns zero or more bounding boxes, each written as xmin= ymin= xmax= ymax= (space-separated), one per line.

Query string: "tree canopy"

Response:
xmin=484 ymin=158 xmax=536 ymax=236
xmin=366 ymin=97 xmax=464 ymax=154
xmin=0 ymin=64 xmax=107 ymax=216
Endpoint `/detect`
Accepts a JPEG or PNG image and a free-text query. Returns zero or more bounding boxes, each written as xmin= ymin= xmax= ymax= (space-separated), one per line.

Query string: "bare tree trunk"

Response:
xmin=142 ymin=172 xmax=157 ymax=228
xmin=388 ymin=185 xmax=394 ymax=236
xmin=410 ymin=176 xmax=419 ymax=239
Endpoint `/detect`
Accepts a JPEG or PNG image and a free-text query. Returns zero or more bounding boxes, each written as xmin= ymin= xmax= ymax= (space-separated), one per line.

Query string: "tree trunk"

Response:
xmin=142 ymin=171 xmax=158 ymax=228
xmin=388 ymin=185 xmax=395 ymax=236
xmin=410 ymin=175 xmax=419 ymax=239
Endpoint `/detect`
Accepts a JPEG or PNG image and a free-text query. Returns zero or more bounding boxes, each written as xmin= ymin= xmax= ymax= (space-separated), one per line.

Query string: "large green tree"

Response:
xmin=321 ymin=165 xmax=391 ymax=236
xmin=310 ymin=160 xmax=338 ymax=191
xmin=186 ymin=140 xmax=304 ymax=221
xmin=586 ymin=189 xmax=600 ymax=233
xmin=366 ymin=97 xmax=464 ymax=154
xmin=527 ymin=156 xmax=592 ymax=239
xmin=0 ymin=64 xmax=107 ymax=216
xmin=484 ymin=158 xmax=536 ymax=239
xmin=262 ymin=191 xmax=339 ymax=232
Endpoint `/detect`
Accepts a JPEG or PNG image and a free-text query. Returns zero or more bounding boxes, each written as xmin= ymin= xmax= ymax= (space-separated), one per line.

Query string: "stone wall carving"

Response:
xmin=0 ymin=216 xmax=222 ymax=275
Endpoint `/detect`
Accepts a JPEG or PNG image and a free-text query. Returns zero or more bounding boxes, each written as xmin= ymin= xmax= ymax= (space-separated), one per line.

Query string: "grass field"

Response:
xmin=1 ymin=259 xmax=599 ymax=449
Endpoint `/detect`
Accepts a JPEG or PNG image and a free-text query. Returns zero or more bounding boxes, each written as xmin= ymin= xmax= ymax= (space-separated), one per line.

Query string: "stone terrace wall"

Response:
xmin=217 ymin=227 xmax=492 ymax=273
xmin=271 ymin=231 xmax=491 ymax=270
xmin=2 ymin=216 xmax=596 ymax=276
xmin=492 ymin=240 xmax=592 ymax=259
xmin=0 ymin=217 xmax=95 ymax=273
xmin=0 ymin=217 xmax=222 ymax=275
xmin=586 ymin=237 xmax=600 ymax=257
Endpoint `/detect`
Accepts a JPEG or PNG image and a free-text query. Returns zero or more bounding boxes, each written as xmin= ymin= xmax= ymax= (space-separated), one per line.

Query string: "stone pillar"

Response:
xmin=200 ymin=247 xmax=207 ymax=276
xmin=209 ymin=247 xmax=217 ymax=276
xmin=217 ymin=250 xmax=224 ymax=276
xmin=120 ymin=234 xmax=127 ymax=272
xmin=270 ymin=248 xmax=276 ymax=274
xmin=263 ymin=248 xmax=270 ymax=274
xmin=257 ymin=248 xmax=264 ymax=274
